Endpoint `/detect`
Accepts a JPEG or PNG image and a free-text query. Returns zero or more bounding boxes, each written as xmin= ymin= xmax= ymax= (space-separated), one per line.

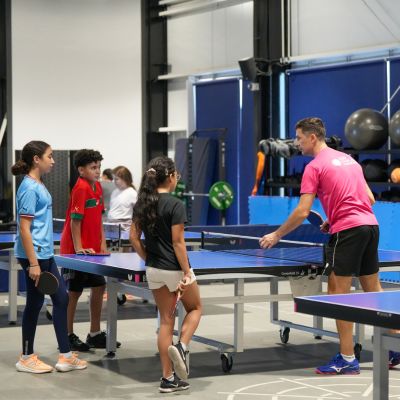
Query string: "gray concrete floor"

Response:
xmin=0 ymin=281 xmax=400 ymax=400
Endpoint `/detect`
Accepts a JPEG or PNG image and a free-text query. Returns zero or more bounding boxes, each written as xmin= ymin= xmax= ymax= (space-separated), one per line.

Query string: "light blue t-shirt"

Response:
xmin=14 ymin=176 xmax=54 ymax=259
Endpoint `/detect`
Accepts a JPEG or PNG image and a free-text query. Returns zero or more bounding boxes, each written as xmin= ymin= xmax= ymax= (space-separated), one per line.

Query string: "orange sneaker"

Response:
xmin=16 ymin=354 xmax=53 ymax=374
xmin=55 ymin=353 xmax=87 ymax=372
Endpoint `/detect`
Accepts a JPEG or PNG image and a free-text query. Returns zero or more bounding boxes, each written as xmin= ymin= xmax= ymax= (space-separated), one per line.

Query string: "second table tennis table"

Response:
xmin=295 ymin=290 xmax=400 ymax=400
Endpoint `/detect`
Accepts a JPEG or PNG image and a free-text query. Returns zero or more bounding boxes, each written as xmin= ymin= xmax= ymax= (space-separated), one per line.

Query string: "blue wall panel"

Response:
xmin=195 ymin=79 xmax=254 ymax=224
xmin=249 ymin=196 xmax=400 ymax=250
xmin=287 ymin=61 xmax=387 ymax=173
xmin=240 ymin=81 xmax=255 ymax=224
xmin=249 ymin=196 xmax=326 ymax=226
xmin=248 ymin=196 xmax=290 ymax=225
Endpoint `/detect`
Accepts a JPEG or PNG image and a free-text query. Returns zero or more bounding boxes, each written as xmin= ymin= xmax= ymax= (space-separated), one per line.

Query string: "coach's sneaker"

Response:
xmin=159 ymin=374 xmax=190 ymax=393
xmin=68 ymin=333 xmax=90 ymax=352
xmin=55 ymin=353 xmax=87 ymax=372
xmin=16 ymin=354 xmax=53 ymax=374
xmin=86 ymin=331 xmax=121 ymax=349
xmin=389 ymin=351 xmax=400 ymax=368
xmin=316 ymin=353 xmax=360 ymax=375
xmin=168 ymin=342 xmax=189 ymax=380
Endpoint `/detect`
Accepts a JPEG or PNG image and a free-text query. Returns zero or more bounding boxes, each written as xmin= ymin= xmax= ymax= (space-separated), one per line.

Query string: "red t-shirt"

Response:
xmin=60 ymin=177 xmax=104 ymax=254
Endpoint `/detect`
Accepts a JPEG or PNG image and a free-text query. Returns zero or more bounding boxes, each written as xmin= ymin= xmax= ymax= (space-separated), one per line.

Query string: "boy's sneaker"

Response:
xmin=86 ymin=331 xmax=121 ymax=349
xmin=389 ymin=351 xmax=400 ymax=368
xmin=316 ymin=353 xmax=360 ymax=375
xmin=16 ymin=354 xmax=53 ymax=374
xmin=69 ymin=333 xmax=90 ymax=352
xmin=159 ymin=374 xmax=190 ymax=393
xmin=168 ymin=342 xmax=189 ymax=380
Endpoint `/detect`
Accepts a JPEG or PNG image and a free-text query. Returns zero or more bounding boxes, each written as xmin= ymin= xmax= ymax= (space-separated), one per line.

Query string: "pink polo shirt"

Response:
xmin=300 ymin=147 xmax=378 ymax=234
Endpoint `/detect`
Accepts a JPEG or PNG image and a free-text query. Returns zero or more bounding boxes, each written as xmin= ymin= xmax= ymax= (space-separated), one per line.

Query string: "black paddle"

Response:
xmin=36 ymin=271 xmax=59 ymax=295
xmin=307 ymin=210 xmax=329 ymax=232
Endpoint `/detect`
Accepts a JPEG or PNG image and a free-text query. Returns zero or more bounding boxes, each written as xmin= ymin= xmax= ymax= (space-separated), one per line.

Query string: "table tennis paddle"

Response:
xmin=36 ymin=271 xmax=59 ymax=295
xmin=170 ymin=291 xmax=181 ymax=318
xmin=307 ymin=210 xmax=324 ymax=227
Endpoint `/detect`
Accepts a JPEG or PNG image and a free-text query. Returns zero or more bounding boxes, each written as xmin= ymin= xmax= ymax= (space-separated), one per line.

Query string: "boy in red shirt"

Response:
xmin=61 ymin=149 xmax=120 ymax=351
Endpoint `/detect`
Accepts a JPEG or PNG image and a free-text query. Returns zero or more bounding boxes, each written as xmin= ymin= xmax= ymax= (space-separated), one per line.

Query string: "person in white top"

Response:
xmin=107 ymin=166 xmax=137 ymax=231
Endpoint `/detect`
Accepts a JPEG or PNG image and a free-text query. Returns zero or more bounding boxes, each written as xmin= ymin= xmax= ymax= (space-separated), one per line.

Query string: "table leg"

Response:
xmin=234 ymin=278 xmax=244 ymax=352
xmin=373 ymin=326 xmax=388 ymax=400
xmin=8 ymin=252 xmax=18 ymax=324
xmin=106 ymin=277 xmax=118 ymax=355
xmin=313 ymin=278 xmax=323 ymax=336
xmin=270 ymin=278 xmax=278 ymax=323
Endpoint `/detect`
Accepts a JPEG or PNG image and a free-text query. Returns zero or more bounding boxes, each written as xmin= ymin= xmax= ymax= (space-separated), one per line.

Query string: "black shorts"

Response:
xmin=62 ymin=268 xmax=106 ymax=293
xmin=325 ymin=225 xmax=379 ymax=277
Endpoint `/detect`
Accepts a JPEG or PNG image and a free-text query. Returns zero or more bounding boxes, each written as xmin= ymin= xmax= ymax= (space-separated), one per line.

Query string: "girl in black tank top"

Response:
xmin=130 ymin=156 xmax=202 ymax=392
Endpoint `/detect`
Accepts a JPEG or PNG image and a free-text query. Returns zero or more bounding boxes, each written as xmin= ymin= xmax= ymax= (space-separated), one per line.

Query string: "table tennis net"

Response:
xmin=200 ymin=231 xmax=325 ymax=264
xmin=53 ymin=218 xmax=121 ymax=241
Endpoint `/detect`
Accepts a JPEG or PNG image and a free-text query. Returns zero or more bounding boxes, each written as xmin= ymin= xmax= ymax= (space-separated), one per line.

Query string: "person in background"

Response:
xmin=100 ymin=168 xmax=115 ymax=214
xmin=107 ymin=166 xmax=137 ymax=232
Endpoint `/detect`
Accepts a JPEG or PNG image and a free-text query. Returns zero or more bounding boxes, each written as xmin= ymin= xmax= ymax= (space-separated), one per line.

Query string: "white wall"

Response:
xmin=291 ymin=0 xmax=400 ymax=58
xmin=12 ymin=0 xmax=142 ymax=184
xmin=166 ymin=2 xmax=253 ymax=131
xmin=165 ymin=0 xmax=400 ymax=133
xmin=168 ymin=2 xmax=253 ymax=75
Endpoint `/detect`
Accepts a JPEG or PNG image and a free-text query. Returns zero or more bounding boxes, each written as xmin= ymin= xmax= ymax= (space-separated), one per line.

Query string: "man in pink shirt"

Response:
xmin=260 ymin=117 xmax=399 ymax=374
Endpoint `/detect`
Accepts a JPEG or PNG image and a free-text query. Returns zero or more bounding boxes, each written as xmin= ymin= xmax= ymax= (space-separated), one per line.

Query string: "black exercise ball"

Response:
xmin=389 ymin=109 xmax=400 ymax=146
xmin=345 ymin=108 xmax=388 ymax=150
xmin=360 ymin=159 xmax=388 ymax=182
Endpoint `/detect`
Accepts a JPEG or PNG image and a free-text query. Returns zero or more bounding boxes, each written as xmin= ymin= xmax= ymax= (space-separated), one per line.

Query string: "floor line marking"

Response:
xmin=218 ymin=393 xmax=343 ymax=399
xmin=362 ymin=383 xmax=373 ymax=397
xmin=280 ymin=377 xmax=351 ymax=398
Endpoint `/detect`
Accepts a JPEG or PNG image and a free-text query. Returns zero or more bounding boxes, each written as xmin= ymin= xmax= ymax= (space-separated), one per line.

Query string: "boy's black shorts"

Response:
xmin=324 ymin=225 xmax=379 ymax=277
xmin=62 ymin=268 xmax=106 ymax=292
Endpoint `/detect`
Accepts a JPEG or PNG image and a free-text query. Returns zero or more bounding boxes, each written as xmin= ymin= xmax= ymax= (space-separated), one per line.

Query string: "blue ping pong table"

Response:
xmin=0 ymin=232 xmax=64 ymax=323
xmin=54 ymin=248 xmax=400 ymax=372
xmin=295 ymin=291 xmax=400 ymax=400
xmin=0 ymin=230 xmax=204 ymax=323
xmin=54 ymin=250 xmax=320 ymax=371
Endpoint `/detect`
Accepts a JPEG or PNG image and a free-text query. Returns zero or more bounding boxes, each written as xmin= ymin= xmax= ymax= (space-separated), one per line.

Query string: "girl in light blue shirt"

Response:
xmin=12 ymin=141 xmax=86 ymax=373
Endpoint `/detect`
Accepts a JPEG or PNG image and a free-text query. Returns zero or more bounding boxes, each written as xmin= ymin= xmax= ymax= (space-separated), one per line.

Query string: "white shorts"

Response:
xmin=146 ymin=267 xmax=196 ymax=292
